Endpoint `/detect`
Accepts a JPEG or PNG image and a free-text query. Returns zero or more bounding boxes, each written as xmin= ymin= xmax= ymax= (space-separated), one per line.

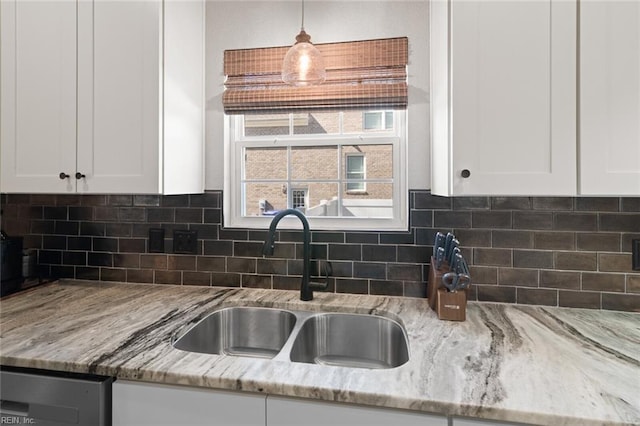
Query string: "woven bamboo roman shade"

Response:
xmin=223 ymin=37 xmax=408 ymax=114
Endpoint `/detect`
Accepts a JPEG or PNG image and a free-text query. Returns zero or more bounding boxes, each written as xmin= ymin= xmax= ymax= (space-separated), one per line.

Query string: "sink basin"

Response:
xmin=173 ymin=307 xmax=410 ymax=369
xmin=289 ymin=313 xmax=409 ymax=369
xmin=173 ymin=307 xmax=297 ymax=359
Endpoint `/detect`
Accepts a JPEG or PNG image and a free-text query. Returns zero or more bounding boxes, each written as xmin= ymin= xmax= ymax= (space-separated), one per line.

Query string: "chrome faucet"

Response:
xmin=262 ymin=209 xmax=329 ymax=301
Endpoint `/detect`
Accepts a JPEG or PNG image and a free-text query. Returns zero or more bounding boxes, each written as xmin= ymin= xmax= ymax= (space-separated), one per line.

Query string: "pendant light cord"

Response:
xmin=301 ymin=0 xmax=305 ymax=31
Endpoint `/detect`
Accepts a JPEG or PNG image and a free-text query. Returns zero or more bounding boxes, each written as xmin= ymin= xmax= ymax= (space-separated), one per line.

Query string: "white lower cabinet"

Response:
xmin=453 ymin=418 xmax=527 ymax=426
xmin=266 ymin=395 xmax=447 ymax=426
xmin=113 ymin=381 xmax=526 ymax=426
xmin=112 ymin=380 xmax=265 ymax=426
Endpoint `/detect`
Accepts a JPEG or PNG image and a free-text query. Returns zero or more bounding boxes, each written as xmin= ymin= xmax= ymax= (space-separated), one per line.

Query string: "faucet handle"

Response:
xmin=262 ymin=238 xmax=276 ymax=256
xmin=313 ymin=260 xmax=332 ymax=278
xmin=309 ymin=281 xmax=329 ymax=291
xmin=322 ymin=261 xmax=333 ymax=278
xmin=309 ymin=261 xmax=332 ymax=291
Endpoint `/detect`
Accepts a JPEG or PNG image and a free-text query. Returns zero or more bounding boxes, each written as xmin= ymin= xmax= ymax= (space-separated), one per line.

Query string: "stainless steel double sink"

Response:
xmin=172 ymin=307 xmax=410 ymax=369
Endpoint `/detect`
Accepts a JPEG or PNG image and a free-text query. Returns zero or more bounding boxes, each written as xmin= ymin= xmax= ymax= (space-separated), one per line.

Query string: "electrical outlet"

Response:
xmin=173 ymin=230 xmax=198 ymax=254
xmin=633 ymin=239 xmax=640 ymax=271
xmin=148 ymin=228 xmax=165 ymax=253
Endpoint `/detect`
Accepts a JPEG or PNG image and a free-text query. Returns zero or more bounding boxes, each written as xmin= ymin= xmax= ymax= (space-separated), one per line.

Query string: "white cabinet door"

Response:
xmin=266 ymin=396 xmax=447 ymax=426
xmin=162 ymin=0 xmax=205 ymax=195
xmin=77 ymin=0 xmax=161 ymax=194
xmin=0 ymin=0 xmax=77 ymax=193
xmin=113 ymin=380 xmax=265 ymax=426
xmin=580 ymin=1 xmax=640 ymax=195
xmin=77 ymin=0 xmax=204 ymax=194
xmin=1 ymin=0 xmax=203 ymax=195
xmin=430 ymin=0 xmax=577 ymax=196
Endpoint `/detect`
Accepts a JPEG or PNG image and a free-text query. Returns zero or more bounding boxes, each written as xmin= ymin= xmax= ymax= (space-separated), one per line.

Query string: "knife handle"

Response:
xmin=433 ymin=232 xmax=445 ymax=252
xmin=435 ymin=247 xmax=445 ymax=269
xmin=460 ymin=256 xmax=470 ymax=276
xmin=448 ymin=242 xmax=460 ymax=266
xmin=443 ymin=233 xmax=454 ymax=257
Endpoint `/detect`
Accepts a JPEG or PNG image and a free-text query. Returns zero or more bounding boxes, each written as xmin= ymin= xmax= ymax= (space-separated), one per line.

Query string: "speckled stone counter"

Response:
xmin=1 ymin=280 xmax=638 ymax=425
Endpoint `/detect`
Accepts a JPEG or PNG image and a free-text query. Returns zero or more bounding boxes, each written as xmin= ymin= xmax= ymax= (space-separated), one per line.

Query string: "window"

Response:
xmin=222 ymin=37 xmax=408 ymax=230
xmin=363 ymin=111 xmax=394 ymax=131
xmin=346 ymin=154 xmax=366 ymax=192
xmin=291 ymin=188 xmax=308 ymax=210
xmin=225 ymin=110 xmax=407 ymax=230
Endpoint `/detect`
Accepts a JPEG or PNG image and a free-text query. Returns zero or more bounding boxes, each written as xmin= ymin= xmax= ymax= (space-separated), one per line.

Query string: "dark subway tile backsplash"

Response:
xmin=539 ymin=270 xmax=580 ymax=290
xmin=558 ymin=290 xmax=601 ymax=309
xmin=472 ymin=211 xmax=512 ymax=229
xmin=553 ymin=213 xmax=598 ymax=232
xmin=1 ymin=191 xmax=639 ymax=312
xmin=512 ymin=212 xmax=553 ymax=230
xmin=477 ymin=285 xmax=516 ymax=304
xmin=516 ymin=288 xmax=558 ymax=306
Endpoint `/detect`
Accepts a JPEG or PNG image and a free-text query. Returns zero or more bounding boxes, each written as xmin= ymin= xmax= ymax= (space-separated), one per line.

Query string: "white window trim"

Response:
xmin=224 ymin=111 xmax=407 ymax=231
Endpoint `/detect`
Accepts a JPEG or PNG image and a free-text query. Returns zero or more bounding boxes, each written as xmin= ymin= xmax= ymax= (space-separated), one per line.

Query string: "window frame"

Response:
xmin=224 ymin=110 xmax=407 ymax=231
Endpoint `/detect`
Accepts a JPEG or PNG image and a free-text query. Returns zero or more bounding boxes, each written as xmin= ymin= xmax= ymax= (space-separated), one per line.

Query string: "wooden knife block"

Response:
xmin=427 ymin=256 xmax=468 ymax=321
xmin=436 ymin=288 xmax=467 ymax=321
xmin=427 ymin=256 xmax=447 ymax=310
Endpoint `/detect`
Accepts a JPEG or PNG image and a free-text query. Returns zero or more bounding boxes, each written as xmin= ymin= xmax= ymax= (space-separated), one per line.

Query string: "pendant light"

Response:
xmin=282 ymin=0 xmax=326 ymax=86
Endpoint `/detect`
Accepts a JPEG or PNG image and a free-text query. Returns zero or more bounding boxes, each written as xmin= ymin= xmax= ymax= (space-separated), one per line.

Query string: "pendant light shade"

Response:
xmin=282 ymin=1 xmax=326 ymax=86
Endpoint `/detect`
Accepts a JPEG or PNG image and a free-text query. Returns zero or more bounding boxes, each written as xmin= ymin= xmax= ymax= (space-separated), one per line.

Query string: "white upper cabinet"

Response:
xmin=76 ymin=0 xmax=162 ymax=194
xmin=430 ymin=0 xmax=577 ymax=196
xmin=0 ymin=0 xmax=77 ymax=193
xmin=1 ymin=0 xmax=204 ymax=194
xmin=580 ymin=0 xmax=640 ymax=195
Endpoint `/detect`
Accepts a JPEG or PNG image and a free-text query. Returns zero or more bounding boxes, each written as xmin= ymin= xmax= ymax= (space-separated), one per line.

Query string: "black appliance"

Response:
xmin=1 ymin=232 xmax=24 ymax=297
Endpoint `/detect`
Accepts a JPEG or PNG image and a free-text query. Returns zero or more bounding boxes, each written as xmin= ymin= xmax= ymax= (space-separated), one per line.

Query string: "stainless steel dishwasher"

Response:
xmin=0 ymin=366 xmax=113 ymax=425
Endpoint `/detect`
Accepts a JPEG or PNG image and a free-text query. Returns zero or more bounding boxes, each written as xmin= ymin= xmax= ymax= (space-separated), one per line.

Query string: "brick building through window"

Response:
xmin=242 ymin=111 xmax=396 ymax=218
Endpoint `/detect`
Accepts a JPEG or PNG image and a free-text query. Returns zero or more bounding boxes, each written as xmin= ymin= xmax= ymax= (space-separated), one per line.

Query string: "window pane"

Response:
xmin=346 ymin=155 xmax=364 ymax=174
xmin=363 ymin=112 xmax=382 ymax=130
xmin=291 ymin=188 xmax=308 ymax=209
xmin=243 ymin=182 xmax=288 ymax=216
xmin=346 ymin=182 xmax=365 ymax=192
xmin=244 ymin=147 xmax=288 ymax=180
xmin=384 ymin=111 xmax=393 ymax=129
xmin=346 ymin=155 xmax=365 ymax=191
xmin=293 ymin=112 xmax=340 ymax=135
xmin=244 ymin=114 xmax=290 ymax=137
xmin=342 ymin=183 xmax=393 ymax=218
xmin=342 ymin=145 xmax=392 ymax=180
xmin=344 ymin=111 xmax=395 ymax=133
xmin=303 ymin=183 xmax=339 ymax=217
xmin=291 ymin=146 xmax=338 ymax=180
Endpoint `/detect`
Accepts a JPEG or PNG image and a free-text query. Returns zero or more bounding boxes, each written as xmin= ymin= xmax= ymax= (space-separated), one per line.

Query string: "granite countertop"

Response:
xmin=0 ymin=279 xmax=638 ymax=426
